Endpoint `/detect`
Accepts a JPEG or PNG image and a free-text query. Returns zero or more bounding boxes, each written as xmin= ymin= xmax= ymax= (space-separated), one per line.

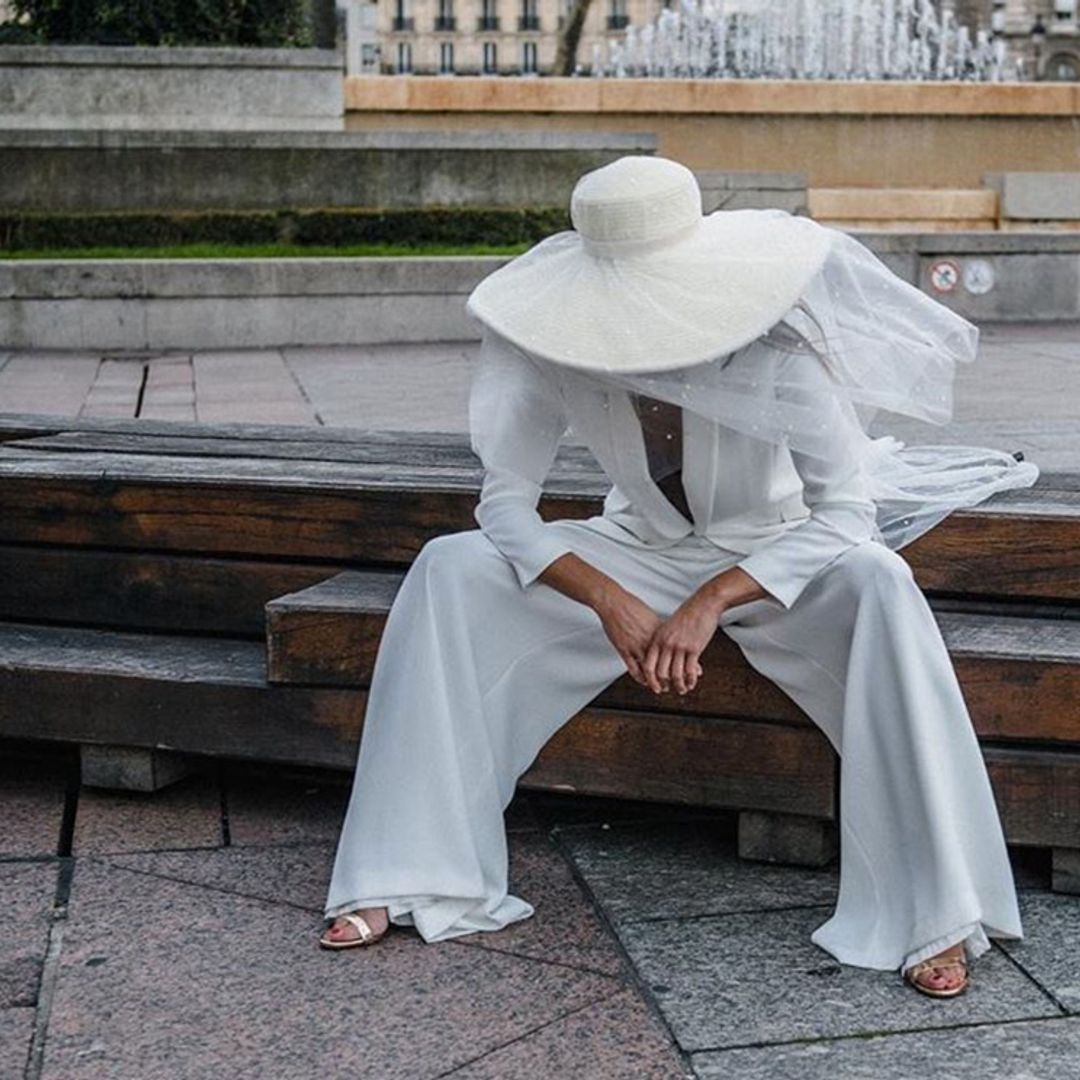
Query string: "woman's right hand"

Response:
xmin=595 ymin=586 xmax=665 ymax=690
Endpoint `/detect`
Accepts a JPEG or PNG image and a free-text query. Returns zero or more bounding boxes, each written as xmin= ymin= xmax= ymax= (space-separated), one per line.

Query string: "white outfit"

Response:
xmin=325 ymin=326 xmax=1025 ymax=976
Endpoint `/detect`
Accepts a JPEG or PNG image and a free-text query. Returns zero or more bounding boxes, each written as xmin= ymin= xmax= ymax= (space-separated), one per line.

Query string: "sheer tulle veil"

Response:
xmin=470 ymin=216 xmax=1040 ymax=553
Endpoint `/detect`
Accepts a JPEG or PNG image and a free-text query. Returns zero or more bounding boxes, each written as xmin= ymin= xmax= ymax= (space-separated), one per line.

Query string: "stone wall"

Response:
xmin=344 ymin=76 xmax=1080 ymax=189
xmin=0 ymin=44 xmax=344 ymax=130
xmin=0 ymin=130 xmax=656 ymax=213
xmin=3 ymin=232 xmax=1076 ymax=350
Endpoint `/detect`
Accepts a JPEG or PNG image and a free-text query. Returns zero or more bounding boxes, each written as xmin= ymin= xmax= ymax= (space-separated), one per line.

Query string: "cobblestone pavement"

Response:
xmin=0 ymin=320 xmax=1077 ymax=469
xmin=2 ymin=741 xmax=1079 ymax=1080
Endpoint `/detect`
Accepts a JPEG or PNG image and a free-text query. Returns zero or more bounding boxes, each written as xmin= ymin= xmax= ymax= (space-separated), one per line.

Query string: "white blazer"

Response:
xmin=467 ymin=325 xmax=880 ymax=611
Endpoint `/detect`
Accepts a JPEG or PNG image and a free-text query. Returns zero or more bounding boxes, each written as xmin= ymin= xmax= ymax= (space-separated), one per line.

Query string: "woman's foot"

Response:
xmin=904 ymin=943 xmax=969 ymax=998
xmin=319 ymin=907 xmax=390 ymax=950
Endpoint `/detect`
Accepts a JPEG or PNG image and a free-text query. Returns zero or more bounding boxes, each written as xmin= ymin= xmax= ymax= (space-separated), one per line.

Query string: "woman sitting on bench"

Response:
xmin=319 ymin=156 xmax=1038 ymax=999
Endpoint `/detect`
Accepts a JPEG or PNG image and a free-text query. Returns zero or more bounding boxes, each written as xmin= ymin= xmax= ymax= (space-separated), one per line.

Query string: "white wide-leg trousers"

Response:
xmin=324 ymin=517 xmax=1023 ymax=974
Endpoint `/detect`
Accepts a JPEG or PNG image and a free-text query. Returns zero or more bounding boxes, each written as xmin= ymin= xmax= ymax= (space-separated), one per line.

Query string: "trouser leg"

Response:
xmin=324 ymin=522 xmax=741 ymax=942
xmin=719 ymin=538 xmax=1024 ymax=973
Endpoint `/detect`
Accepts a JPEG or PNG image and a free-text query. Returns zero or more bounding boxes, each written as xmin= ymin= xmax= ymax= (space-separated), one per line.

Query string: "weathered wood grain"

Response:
xmin=0 ymin=544 xmax=341 ymax=635
xmin=265 ymin=570 xmax=1080 ymax=743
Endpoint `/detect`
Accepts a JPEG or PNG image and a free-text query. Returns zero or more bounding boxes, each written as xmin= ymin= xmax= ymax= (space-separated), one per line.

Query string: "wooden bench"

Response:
xmin=0 ymin=413 xmax=1077 ymax=888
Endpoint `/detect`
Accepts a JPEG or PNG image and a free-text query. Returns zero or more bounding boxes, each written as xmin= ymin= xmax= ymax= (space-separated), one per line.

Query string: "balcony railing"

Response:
xmin=607 ymin=13 xmax=630 ymax=29
xmin=519 ymin=14 xmax=541 ymax=30
xmin=434 ymin=15 xmax=456 ymax=30
xmin=477 ymin=15 xmax=500 ymax=30
xmin=391 ymin=15 xmax=414 ymax=31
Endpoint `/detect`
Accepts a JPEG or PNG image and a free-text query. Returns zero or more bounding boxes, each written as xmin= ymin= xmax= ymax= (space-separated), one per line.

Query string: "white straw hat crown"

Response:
xmin=570 ymin=156 xmax=703 ymax=255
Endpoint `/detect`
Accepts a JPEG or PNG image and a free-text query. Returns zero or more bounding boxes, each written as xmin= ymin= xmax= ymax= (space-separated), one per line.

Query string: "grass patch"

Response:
xmin=0 ymin=241 xmax=534 ymax=260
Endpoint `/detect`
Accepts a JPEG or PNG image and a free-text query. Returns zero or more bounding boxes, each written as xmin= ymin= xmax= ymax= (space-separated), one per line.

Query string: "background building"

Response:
xmin=956 ymin=0 xmax=1079 ymax=78
xmin=373 ymin=0 xmax=1080 ymax=77
xmin=378 ymin=0 xmax=667 ymax=75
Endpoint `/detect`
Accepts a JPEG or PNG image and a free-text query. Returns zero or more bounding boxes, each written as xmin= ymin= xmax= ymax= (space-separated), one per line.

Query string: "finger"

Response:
xmin=656 ymin=643 xmax=674 ymax=693
xmin=642 ymin=639 xmax=663 ymax=695
xmin=671 ymin=649 xmax=689 ymax=695
xmin=686 ymin=654 xmax=702 ymax=692
xmin=624 ymin=652 xmax=647 ymax=688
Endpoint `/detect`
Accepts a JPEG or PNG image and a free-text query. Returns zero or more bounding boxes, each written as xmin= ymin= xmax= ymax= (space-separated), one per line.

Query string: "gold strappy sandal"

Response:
xmin=319 ymin=912 xmax=389 ymax=951
xmin=904 ymin=949 xmax=969 ymax=998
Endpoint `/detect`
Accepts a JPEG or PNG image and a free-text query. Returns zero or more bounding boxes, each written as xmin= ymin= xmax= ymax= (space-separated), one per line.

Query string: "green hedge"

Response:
xmin=1 ymin=0 xmax=313 ymax=47
xmin=0 ymin=207 xmax=573 ymax=251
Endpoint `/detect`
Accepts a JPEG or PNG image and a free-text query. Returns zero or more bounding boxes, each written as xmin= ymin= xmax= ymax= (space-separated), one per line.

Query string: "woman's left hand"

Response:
xmin=641 ymin=592 xmax=724 ymax=696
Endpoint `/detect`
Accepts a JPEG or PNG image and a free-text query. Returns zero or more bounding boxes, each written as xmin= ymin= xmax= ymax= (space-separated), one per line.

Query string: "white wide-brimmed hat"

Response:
xmin=465 ymin=155 xmax=833 ymax=375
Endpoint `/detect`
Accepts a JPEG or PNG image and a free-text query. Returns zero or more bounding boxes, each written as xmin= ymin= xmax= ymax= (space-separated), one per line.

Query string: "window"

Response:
xmin=522 ymin=40 xmax=538 ymax=73
xmin=396 ymin=41 xmax=412 ymax=72
xmin=483 ymin=41 xmax=498 ymax=74
xmin=520 ymin=0 xmax=539 ymax=30
xmin=608 ymin=0 xmax=629 ymax=30
xmin=435 ymin=0 xmax=455 ymax=31
xmin=1047 ymin=52 xmax=1080 ymax=80
xmin=439 ymin=41 xmax=455 ymax=73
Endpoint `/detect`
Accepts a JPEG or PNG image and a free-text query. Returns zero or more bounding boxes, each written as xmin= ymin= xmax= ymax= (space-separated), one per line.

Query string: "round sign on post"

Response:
xmin=929 ymin=259 xmax=960 ymax=293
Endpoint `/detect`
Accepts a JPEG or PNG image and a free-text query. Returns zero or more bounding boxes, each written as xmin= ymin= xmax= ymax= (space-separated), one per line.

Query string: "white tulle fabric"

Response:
xmin=470 ymin=220 xmax=1039 ymax=553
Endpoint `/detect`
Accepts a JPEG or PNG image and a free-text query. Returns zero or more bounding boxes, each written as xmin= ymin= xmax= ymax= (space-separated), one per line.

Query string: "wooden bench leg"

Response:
xmin=738 ymin=809 xmax=838 ymax=868
xmin=1052 ymin=848 xmax=1080 ymax=895
xmin=80 ymin=744 xmax=189 ymax=792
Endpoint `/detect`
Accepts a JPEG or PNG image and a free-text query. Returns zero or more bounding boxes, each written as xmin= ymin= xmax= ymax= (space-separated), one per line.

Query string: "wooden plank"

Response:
xmin=986 ymin=747 xmax=1080 ymax=848
xmin=265 ymin=571 xmax=1080 ymax=743
xmin=0 ymin=622 xmax=363 ymax=770
xmin=3 ymin=621 xmax=1078 ymax=841
xmin=521 ymin=706 xmax=836 ymax=818
xmin=0 ymin=545 xmax=340 ymax=635
xmin=0 ymin=458 xmax=1076 ymax=599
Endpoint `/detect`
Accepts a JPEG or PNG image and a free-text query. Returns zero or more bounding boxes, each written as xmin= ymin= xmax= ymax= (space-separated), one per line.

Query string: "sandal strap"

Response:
xmin=340 ymin=912 xmax=375 ymax=942
xmin=906 ymin=955 xmax=968 ymax=979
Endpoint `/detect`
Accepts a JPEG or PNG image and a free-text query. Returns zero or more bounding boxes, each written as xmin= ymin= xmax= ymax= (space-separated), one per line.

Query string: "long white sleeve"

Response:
xmin=735 ymin=349 xmax=879 ymax=610
xmin=468 ymin=327 xmax=576 ymax=590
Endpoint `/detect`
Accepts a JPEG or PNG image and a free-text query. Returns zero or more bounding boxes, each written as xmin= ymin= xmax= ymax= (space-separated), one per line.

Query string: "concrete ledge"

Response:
xmin=0 ymin=43 xmax=345 ymax=131
xmin=989 ymin=172 xmax=1080 ymax=221
xmin=345 ymin=75 xmax=1080 ymax=117
xmin=0 ymin=129 xmax=656 ymax=212
xmin=3 ymin=232 xmax=1078 ymax=350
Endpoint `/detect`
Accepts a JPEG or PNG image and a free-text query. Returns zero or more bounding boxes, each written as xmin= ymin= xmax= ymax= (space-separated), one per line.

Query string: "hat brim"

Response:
xmin=465 ymin=209 xmax=834 ymax=374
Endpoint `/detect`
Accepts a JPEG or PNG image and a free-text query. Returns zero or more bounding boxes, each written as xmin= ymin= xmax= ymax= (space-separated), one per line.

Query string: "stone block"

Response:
xmin=738 ymin=810 xmax=838 ymax=868
xmin=80 ymin=744 xmax=189 ymax=793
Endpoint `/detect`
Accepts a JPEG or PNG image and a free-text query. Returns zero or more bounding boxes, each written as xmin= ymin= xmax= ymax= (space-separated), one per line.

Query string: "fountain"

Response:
xmin=597 ymin=0 xmax=1014 ymax=81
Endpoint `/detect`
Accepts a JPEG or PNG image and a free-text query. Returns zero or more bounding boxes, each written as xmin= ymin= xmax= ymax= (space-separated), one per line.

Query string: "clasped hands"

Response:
xmin=595 ymin=584 xmax=719 ymax=695
xmin=538 ymin=553 xmax=769 ymax=697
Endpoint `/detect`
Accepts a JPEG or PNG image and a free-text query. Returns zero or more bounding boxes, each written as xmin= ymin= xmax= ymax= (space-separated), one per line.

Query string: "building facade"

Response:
xmin=377 ymin=0 xmax=667 ymax=75
xmin=954 ymin=0 xmax=1079 ymax=78
xmin=368 ymin=0 xmax=1079 ymax=79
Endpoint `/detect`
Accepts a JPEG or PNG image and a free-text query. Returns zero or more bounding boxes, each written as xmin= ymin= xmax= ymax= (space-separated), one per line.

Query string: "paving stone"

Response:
xmin=999 ymin=891 xmax=1080 ymax=1012
xmin=224 ymin=770 xmax=349 ymax=848
xmin=691 ymin=1015 xmax=1080 ymax=1079
xmin=108 ymin=829 xmax=627 ymax=981
xmin=0 ymin=861 xmax=58 ymax=1009
xmin=41 ymin=860 xmax=621 ymax=1080
xmin=617 ymin=908 xmax=1058 ymax=1051
xmin=0 ymin=752 xmax=71 ymax=858
xmin=282 ymin=344 xmax=474 ymax=432
xmin=72 ymin=774 xmax=224 ymax=855
xmin=449 ymin=987 xmax=690 ymax=1080
xmin=457 ymin=832 xmax=628 ymax=978
xmin=560 ymin=818 xmax=837 ymax=924
xmin=107 ymin=841 xmax=335 ymax=914
xmin=0 ymin=1007 xmax=34 ymax=1080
